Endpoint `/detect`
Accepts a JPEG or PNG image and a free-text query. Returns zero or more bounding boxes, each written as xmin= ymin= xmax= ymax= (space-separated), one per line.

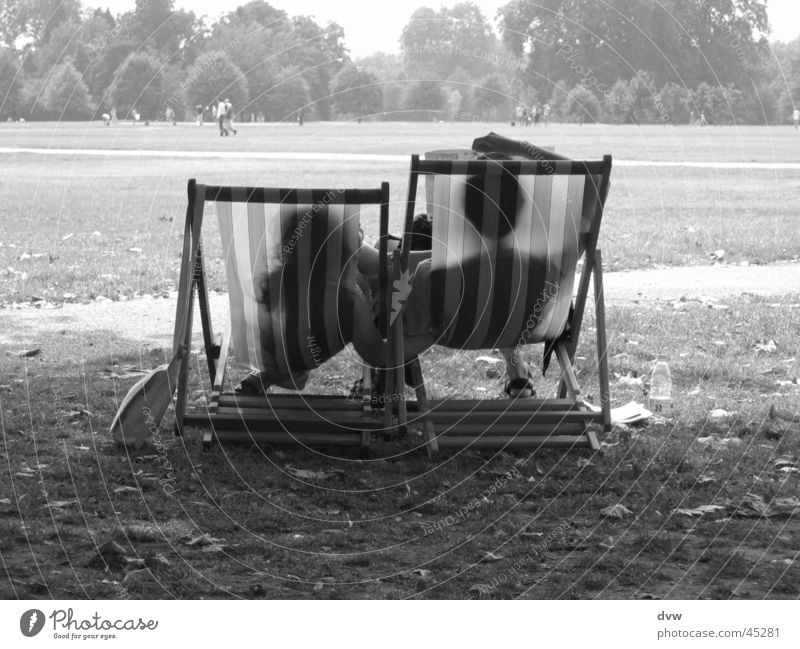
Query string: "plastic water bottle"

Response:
xmin=647 ymin=358 xmax=672 ymax=416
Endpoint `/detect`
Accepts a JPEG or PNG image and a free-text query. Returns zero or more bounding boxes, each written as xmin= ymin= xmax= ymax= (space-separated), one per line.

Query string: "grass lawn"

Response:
xmin=4 ymin=120 xmax=800 ymax=162
xmin=1 ymin=122 xmax=799 ymax=600
xmin=1 ymin=288 xmax=799 ymax=598
xmin=2 ymin=122 xmax=799 ymax=304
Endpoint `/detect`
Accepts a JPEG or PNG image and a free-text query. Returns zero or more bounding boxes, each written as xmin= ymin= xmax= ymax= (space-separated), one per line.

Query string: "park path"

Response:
xmin=3 ymin=146 xmax=800 ymax=169
xmin=2 ymin=262 xmax=799 ymax=351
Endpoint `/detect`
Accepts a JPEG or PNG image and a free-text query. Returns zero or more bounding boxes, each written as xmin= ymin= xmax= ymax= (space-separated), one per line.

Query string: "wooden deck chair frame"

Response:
xmin=388 ymin=155 xmax=613 ymax=458
xmin=172 ymin=179 xmax=396 ymax=451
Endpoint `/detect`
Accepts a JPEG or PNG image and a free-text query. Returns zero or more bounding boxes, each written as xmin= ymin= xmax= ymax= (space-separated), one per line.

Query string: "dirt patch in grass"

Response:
xmin=2 ymin=294 xmax=799 ymax=599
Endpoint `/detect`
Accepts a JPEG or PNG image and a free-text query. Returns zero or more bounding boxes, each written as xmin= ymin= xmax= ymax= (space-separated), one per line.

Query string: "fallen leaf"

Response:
xmin=674 ymin=505 xmax=728 ymax=517
xmin=601 ymin=504 xmax=633 ymax=519
xmin=18 ymin=348 xmax=41 ymax=358
xmin=113 ymin=486 xmax=140 ymax=494
xmin=201 ymin=544 xmax=227 ymax=553
xmin=755 ymin=340 xmax=777 ymax=354
xmin=123 ymin=569 xmax=151 ymax=584
xmin=285 ymin=465 xmax=342 ymax=481
xmin=45 ymin=500 xmax=78 ymax=509
xmin=97 ymin=540 xmax=128 ymax=557
xmin=708 ymin=409 xmax=734 ymax=420
xmin=185 ymin=533 xmax=223 ymax=547
xmin=412 ymin=569 xmax=432 ymax=578
xmin=482 ymin=551 xmax=504 ymax=563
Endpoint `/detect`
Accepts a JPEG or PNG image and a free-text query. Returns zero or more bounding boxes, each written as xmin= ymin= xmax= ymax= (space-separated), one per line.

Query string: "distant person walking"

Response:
xmin=165 ymin=106 xmax=175 ymax=125
xmin=298 ymin=108 xmax=305 ymax=126
xmin=216 ymin=97 xmax=227 ymax=136
xmin=102 ymin=112 xmax=111 ymax=126
xmin=195 ymin=104 xmax=205 ymax=125
xmin=223 ymin=98 xmax=237 ymax=135
xmin=110 ymin=107 xmax=117 ymax=126
xmin=542 ymin=103 xmax=550 ymax=126
xmin=793 ymin=108 xmax=800 ymax=130
xmin=699 ymin=112 xmax=707 ymax=127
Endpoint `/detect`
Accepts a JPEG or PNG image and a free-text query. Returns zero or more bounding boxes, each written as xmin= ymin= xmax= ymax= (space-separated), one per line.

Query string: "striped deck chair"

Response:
xmin=172 ymin=179 xmax=394 ymax=450
xmin=389 ymin=154 xmax=613 ymax=456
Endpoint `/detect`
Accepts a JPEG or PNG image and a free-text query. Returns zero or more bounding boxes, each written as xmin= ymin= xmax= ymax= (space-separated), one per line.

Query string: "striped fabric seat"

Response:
xmin=390 ymin=154 xmax=613 ymax=457
xmin=423 ymin=159 xmax=605 ymax=349
xmin=213 ymin=188 xmax=361 ymax=375
xmin=171 ymin=180 xmax=393 ymax=452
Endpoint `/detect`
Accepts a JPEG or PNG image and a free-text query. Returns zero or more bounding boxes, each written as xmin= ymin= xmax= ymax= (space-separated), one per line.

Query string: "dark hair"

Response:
xmin=256 ymin=208 xmax=358 ymax=308
xmin=464 ymin=152 xmax=520 ymax=239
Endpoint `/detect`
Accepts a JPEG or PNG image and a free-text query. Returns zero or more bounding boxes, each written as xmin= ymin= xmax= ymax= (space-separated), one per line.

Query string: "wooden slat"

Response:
xmin=431 ymin=423 xmax=586 ymax=437
xmin=217 ymin=394 xmax=365 ymax=410
xmin=205 ymin=186 xmax=385 ymax=204
xmin=406 ymin=398 xmax=581 ymax=412
xmin=184 ymin=411 xmax=384 ymax=432
xmin=414 ymin=158 xmax=611 ymax=177
xmin=436 ymin=434 xmax=595 ymax=449
xmin=422 ymin=410 xmax=602 ymax=425
xmin=209 ymin=324 xmax=231 ymax=413
xmin=205 ymin=430 xmax=364 ymax=446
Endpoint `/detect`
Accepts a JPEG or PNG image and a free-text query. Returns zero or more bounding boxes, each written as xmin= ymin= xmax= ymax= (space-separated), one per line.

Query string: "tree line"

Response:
xmin=0 ymin=0 xmax=796 ymax=125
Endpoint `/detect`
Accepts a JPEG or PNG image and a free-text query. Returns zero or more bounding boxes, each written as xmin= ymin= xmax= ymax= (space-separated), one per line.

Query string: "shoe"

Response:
xmin=504 ymin=372 xmax=536 ymax=398
xmin=234 ymin=372 xmax=270 ymax=396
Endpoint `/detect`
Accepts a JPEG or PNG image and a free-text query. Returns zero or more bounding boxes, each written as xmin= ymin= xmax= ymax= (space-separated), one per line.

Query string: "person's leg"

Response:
xmin=499 ymin=347 xmax=535 ymax=397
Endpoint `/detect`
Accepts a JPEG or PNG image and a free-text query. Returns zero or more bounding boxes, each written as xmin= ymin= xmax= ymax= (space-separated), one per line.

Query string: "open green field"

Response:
xmin=2 ymin=122 xmax=799 ymax=304
xmin=4 ymin=120 xmax=800 ymax=161
xmin=1 ymin=122 xmax=799 ymax=600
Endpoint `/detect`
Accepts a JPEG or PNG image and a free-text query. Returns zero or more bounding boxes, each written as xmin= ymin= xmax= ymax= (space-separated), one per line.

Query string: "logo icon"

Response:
xmin=20 ymin=609 xmax=45 ymax=637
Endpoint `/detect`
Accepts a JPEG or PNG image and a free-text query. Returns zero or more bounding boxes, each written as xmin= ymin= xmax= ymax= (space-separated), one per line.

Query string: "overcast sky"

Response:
xmin=93 ymin=0 xmax=800 ymax=58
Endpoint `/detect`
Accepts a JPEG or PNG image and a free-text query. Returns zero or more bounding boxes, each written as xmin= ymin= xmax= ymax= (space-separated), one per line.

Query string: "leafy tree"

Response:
xmin=498 ymin=0 xmax=770 ymax=95
xmin=403 ymin=78 xmax=446 ymax=121
xmin=108 ymin=52 xmax=166 ymax=119
xmin=182 ymin=51 xmax=248 ymax=117
xmin=603 ymin=79 xmax=631 ymax=124
xmin=472 ymin=72 xmax=510 ymax=121
xmin=41 ymin=59 xmax=92 ymax=119
xmin=356 ymin=52 xmax=403 ymax=82
xmin=401 ymin=2 xmax=496 ymax=79
xmin=445 ymin=66 xmax=474 ymax=113
xmin=5 ymin=0 xmax=81 ymax=48
xmin=0 ymin=47 xmax=24 ymax=118
xmin=563 ymin=84 xmax=601 ymax=124
xmin=289 ymin=15 xmax=346 ymax=120
xmin=626 ymin=71 xmax=656 ymax=123
xmin=546 ymin=79 xmax=570 ymax=121
xmin=655 ymin=82 xmax=691 ymax=124
xmin=332 ymin=63 xmax=382 ymax=120
xmin=381 ymin=82 xmax=405 ymax=118
xmin=258 ymin=67 xmax=310 ymax=121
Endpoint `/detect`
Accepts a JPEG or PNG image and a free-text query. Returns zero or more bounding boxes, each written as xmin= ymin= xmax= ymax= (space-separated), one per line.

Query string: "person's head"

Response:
xmin=464 ymin=152 xmax=521 ymax=239
xmin=257 ymin=207 xmax=360 ymax=307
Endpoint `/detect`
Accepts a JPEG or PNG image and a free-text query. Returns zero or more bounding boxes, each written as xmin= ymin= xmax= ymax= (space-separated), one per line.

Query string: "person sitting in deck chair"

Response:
xmin=235 ymin=210 xmax=431 ymax=396
xmin=399 ymin=152 xmax=537 ymax=398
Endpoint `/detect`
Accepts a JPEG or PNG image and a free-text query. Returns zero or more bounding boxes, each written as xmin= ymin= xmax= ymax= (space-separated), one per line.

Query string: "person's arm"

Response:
xmin=357 ymin=244 xmax=430 ymax=278
xmin=349 ymin=286 xmax=387 ymax=367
